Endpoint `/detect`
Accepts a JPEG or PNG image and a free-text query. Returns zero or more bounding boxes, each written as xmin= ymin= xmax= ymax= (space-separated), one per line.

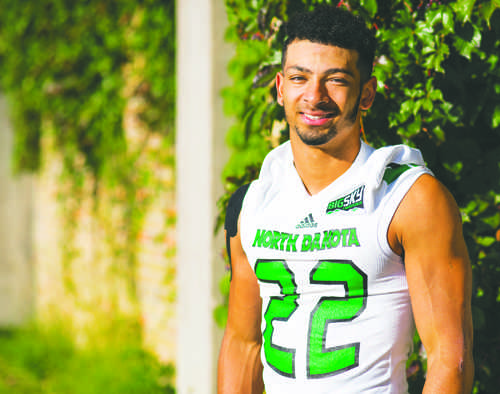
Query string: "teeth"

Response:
xmin=304 ymin=114 xmax=325 ymax=120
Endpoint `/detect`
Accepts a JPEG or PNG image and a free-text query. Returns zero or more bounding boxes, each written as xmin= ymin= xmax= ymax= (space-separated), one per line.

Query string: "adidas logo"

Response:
xmin=296 ymin=213 xmax=318 ymax=229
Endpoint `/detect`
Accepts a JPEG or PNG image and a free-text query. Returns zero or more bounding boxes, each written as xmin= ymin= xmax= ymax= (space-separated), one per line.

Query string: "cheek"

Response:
xmin=327 ymin=88 xmax=348 ymax=104
xmin=279 ymin=90 xmax=293 ymax=108
xmin=284 ymin=88 xmax=303 ymax=104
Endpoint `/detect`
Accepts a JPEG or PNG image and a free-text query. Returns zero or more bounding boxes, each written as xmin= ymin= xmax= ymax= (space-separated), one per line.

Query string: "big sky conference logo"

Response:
xmin=326 ymin=185 xmax=365 ymax=214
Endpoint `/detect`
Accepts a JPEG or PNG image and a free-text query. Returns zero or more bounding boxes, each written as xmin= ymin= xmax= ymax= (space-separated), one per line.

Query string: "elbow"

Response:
xmin=426 ymin=346 xmax=474 ymax=393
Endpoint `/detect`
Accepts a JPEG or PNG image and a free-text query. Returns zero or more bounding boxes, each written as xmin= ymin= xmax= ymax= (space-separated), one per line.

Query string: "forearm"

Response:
xmin=218 ymin=331 xmax=264 ymax=394
xmin=423 ymin=351 xmax=474 ymax=394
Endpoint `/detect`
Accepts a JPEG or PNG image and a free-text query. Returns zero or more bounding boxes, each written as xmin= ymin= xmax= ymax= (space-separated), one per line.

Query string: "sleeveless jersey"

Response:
xmin=239 ymin=140 xmax=433 ymax=394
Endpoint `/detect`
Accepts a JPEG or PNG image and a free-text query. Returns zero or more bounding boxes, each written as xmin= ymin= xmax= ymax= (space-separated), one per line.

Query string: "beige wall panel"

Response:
xmin=176 ymin=0 xmax=232 ymax=392
xmin=0 ymin=95 xmax=34 ymax=326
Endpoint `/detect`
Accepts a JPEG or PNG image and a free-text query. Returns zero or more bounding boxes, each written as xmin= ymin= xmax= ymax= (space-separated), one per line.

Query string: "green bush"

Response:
xmin=0 ymin=324 xmax=175 ymax=394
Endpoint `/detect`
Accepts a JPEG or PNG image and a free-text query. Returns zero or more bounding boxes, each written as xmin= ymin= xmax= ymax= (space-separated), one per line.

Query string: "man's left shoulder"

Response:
xmin=395 ymin=173 xmax=462 ymax=234
xmin=406 ymin=173 xmax=458 ymax=211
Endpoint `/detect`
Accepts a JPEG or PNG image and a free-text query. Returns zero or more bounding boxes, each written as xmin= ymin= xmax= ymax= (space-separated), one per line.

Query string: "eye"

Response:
xmin=329 ymin=77 xmax=348 ymax=85
xmin=289 ymin=75 xmax=306 ymax=82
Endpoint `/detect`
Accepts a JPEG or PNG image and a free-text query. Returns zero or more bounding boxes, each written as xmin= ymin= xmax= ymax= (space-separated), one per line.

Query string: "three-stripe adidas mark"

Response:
xmin=296 ymin=213 xmax=318 ymax=229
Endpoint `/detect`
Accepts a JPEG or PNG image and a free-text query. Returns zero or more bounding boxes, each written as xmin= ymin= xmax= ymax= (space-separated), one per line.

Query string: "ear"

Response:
xmin=360 ymin=76 xmax=377 ymax=111
xmin=276 ymin=71 xmax=284 ymax=106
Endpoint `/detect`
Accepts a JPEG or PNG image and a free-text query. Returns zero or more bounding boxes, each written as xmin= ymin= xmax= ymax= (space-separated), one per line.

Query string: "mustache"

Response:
xmin=300 ymin=103 xmax=339 ymax=113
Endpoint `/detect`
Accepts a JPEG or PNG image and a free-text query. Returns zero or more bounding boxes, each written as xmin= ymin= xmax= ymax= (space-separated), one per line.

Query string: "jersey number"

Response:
xmin=255 ymin=259 xmax=367 ymax=379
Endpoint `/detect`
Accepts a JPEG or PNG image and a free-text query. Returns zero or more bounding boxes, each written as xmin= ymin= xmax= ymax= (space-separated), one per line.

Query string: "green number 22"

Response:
xmin=255 ymin=259 xmax=367 ymax=379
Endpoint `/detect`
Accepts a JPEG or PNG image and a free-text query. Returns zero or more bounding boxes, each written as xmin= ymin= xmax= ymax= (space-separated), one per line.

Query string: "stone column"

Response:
xmin=176 ymin=1 xmax=231 ymax=393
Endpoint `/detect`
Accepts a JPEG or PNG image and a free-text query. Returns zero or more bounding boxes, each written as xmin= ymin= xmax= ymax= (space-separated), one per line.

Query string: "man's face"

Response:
xmin=277 ymin=40 xmax=370 ymax=147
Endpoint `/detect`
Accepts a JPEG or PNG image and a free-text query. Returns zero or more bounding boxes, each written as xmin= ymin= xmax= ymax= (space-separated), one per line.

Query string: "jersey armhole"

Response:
xmin=377 ymin=168 xmax=433 ymax=260
xmin=224 ymin=183 xmax=251 ymax=278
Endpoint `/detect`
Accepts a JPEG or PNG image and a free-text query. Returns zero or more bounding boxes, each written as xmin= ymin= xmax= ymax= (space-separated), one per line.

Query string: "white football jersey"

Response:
xmin=239 ymin=140 xmax=433 ymax=394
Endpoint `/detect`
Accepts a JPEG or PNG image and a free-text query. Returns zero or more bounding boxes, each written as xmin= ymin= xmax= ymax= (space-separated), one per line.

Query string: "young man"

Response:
xmin=218 ymin=6 xmax=473 ymax=394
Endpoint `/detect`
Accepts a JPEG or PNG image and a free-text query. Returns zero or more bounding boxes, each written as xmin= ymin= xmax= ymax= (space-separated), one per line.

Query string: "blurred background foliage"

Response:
xmin=219 ymin=0 xmax=500 ymax=393
xmin=0 ymin=0 xmax=176 ymax=392
xmin=0 ymin=0 xmax=175 ymax=177
xmin=0 ymin=322 xmax=175 ymax=393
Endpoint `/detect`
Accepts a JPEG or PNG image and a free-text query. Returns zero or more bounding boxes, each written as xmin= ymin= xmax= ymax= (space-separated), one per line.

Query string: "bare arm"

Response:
xmin=390 ymin=174 xmax=474 ymax=393
xmin=217 ymin=228 xmax=264 ymax=394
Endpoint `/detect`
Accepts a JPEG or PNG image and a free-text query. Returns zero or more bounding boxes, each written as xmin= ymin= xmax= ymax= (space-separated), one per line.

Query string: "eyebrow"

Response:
xmin=285 ymin=65 xmax=355 ymax=78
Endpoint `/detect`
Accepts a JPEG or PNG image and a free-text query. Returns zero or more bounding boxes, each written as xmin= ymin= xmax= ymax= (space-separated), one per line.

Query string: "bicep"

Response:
xmin=223 ymin=183 xmax=261 ymax=339
xmin=225 ymin=229 xmax=262 ymax=341
xmin=394 ymin=175 xmax=473 ymax=360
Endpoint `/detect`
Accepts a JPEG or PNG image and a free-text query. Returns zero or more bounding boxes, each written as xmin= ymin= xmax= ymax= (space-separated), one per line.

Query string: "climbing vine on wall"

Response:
xmin=0 ymin=0 xmax=176 ymax=323
xmin=220 ymin=1 xmax=500 ymax=392
xmin=0 ymin=0 xmax=175 ymax=177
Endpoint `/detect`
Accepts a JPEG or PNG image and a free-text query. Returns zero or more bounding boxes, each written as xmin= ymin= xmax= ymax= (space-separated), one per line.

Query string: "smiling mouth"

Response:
xmin=303 ymin=113 xmax=333 ymax=120
xmin=300 ymin=112 xmax=335 ymax=126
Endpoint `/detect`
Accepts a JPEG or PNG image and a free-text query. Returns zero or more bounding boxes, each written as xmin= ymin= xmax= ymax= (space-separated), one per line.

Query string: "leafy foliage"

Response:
xmin=221 ymin=0 xmax=500 ymax=392
xmin=0 ymin=0 xmax=175 ymax=178
xmin=0 ymin=0 xmax=176 ymax=363
xmin=0 ymin=323 xmax=175 ymax=393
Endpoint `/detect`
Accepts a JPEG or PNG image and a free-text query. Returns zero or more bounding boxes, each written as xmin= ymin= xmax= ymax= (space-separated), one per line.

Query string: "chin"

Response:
xmin=296 ymin=128 xmax=337 ymax=147
xmin=300 ymin=137 xmax=332 ymax=146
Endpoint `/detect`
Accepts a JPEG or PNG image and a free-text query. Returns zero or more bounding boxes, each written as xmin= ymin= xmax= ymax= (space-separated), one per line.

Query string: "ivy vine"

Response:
xmin=0 ymin=0 xmax=176 ymax=321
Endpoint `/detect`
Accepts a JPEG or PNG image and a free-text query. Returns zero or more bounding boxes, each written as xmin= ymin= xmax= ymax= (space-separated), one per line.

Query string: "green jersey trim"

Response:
xmin=382 ymin=163 xmax=418 ymax=184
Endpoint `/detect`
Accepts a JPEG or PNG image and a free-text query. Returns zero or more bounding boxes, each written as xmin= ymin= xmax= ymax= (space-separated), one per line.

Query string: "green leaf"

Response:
xmin=492 ymin=105 xmax=500 ymax=129
xmin=429 ymin=89 xmax=443 ymax=101
xmin=432 ymin=125 xmax=445 ymax=142
xmin=482 ymin=213 xmax=500 ymax=229
xmin=415 ymin=21 xmax=434 ymax=48
xmin=219 ymin=272 xmax=231 ymax=296
xmin=425 ymin=9 xmax=442 ymax=28
xmin=360 ymin=0 xmax=378 ymax=17
xmin=476 ymin=236 xmax=496 ymax=247
xmin=422 ymin=98 xmax=433 ymax=112
xmin=400 ymin=100 xmax=413 ymax=120
xmin=454 ymin=37 xmax=472 ymax=59
xmin=453 ymin=0 xmax=477 ymax=23
xmin=422 ymin=46 xmax=436 ymax=56
xmin=407 ymin=117 xmax=422 ymax=137
xmin=442 ymin=7 xmax=455 ymax=34
xmin=413 ymin=99 xmax=423 ymax=116
xmin=463 ymin=200 xmax=478 ymax=215
xmin=479 ymin=0 xmax=500 ymax=26
xmin=213 ymin=305 xmax=228 ymax=328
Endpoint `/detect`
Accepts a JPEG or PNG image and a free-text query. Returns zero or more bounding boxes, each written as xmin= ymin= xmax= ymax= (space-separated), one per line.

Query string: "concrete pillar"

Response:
xmin=0 ymin=95 xmax=34 ymax=326
xmin=176 ymin=1 xmax=231 ymax=393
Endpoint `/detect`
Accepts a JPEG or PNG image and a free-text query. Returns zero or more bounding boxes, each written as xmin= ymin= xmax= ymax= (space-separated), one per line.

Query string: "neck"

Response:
xmin=290 ymin=131 xmax=361 ymax=195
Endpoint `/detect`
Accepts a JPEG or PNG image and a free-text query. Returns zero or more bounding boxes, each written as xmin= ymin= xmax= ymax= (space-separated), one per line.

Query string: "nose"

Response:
xmin=303 ymin=78 xmax=329 ymax=105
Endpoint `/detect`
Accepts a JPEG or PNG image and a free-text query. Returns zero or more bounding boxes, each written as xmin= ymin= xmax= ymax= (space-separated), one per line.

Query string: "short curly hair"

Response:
xmin=282 ymin=6 xmax=376 ymax=83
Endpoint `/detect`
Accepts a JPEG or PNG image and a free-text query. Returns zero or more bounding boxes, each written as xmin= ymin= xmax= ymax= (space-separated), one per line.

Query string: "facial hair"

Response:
xmin=292 ymin=92 xmax=362 ymax=146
